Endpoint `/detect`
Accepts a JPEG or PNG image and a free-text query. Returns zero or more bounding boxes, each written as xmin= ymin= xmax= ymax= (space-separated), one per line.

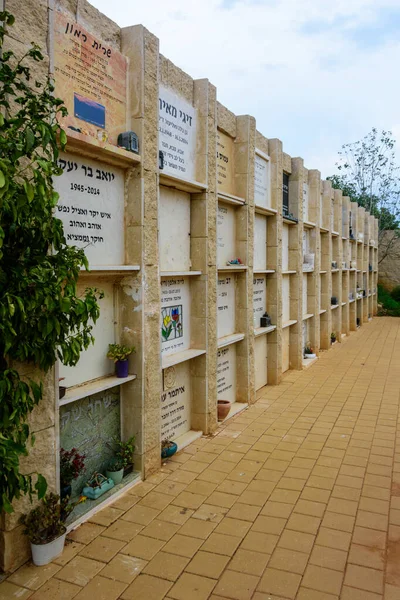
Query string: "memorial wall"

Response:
xmin=0 ymin=0 xmax=379 ymax=572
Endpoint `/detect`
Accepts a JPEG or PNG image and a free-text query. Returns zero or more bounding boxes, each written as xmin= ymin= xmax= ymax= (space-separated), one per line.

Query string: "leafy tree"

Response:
xmin=328 ymin=128 xmax=400 ymax=264
xmin=0 ymin=12 xmax=102 ymax=513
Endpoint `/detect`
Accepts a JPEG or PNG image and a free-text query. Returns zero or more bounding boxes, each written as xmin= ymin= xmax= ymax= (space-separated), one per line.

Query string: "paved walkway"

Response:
xmin=2 ymin=317 xmax=400 ymax=600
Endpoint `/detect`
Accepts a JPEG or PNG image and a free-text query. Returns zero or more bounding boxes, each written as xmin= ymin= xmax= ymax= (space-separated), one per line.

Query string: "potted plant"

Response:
xmin=161 ymin=439 xmax=178 ymax=459
xmin=217 ymin=400 xmax=231 ymax=421
xmin=20 ymin=493 xmax=75 ymax=566
xmin=107 ymin=436 xmax=135 ymax=476
xmin=60 ymin=447 xmax=86 ymax=500
xmin=82 ymin=472 xmax=115 ymax=499
xmin=304 ymin=342 xmax=316 ymax=359
xmin=331 ymin=332 xmax=337 ymax=344
xmin=59 ymin=377 xmax=66 ymax=399
xmin=107 ymin=343 xmax=135 ymax=378
xmin=105 ymin=457 xmax=125 ymax=485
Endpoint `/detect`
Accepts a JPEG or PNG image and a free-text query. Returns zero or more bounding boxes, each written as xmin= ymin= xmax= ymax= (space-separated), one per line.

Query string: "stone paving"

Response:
xmin=2 ymin=317 xmax=400 ymax=600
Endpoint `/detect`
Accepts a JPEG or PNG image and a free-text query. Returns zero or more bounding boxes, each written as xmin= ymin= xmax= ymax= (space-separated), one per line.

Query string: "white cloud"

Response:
xmin=88 ymin=0 xmax=400 ymax=177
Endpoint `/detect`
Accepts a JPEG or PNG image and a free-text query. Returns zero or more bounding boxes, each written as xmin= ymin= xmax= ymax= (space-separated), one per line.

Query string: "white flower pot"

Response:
xmin=304 ymin=353 xmax=316 ymax=359
xmin=31 ymin=531 xmax=66 ymax=566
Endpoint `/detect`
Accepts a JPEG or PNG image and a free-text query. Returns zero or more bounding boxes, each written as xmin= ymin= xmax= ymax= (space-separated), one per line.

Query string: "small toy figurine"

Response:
xmin=226 ymin=258 xmax=243 ymax=265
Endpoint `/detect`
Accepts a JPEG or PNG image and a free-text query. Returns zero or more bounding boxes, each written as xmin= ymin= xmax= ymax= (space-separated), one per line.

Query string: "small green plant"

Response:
xmin=331 ymin=332 xmax=337 ymax=342
xmin=60 ymin=448 xmax=86 ymax=488
xmin=20 ymin=493 xmax=75 ymax=544
xmin=107 ymin=343 xmax=135 ymax=363
xmin=161 ymin=439 xmax=175 ymax=449
xmin=107 ymin=457 xmax=125 ymax=472
xmin=304 ymin=342 xmax=313 ymax=355
xmin=106 ymin=436 xmax=135 ymax=469
xmin=390 ymin=286 xmax=400 ymax=303
xmin=378 ymin=284 xmax=400 ymax=316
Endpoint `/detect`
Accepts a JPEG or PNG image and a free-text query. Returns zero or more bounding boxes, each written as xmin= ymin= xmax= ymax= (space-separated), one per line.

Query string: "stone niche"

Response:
xmin=161 ymin=362 xmax=192 ymax=440
xmin=254 ymin=152 xmax=272 ymax=209
xmin=217 ymin=203 xmax=236 ymax=267
xmin=217 ymin=131 xmax=235 ymax=196
xmin=217 ymin=345 xmax=236 ymax=404
xmin=161 ymin=277 xmax=191 ymax=357
xmin=159 ymin=187 xmax=191 ymax=271
xmin=253 ymin=275 xmax=267 ymax=329
xmin=254 ymin=214 xmax=267 ymax=271
xmin=217 ymin=276 xmax=236 ymax=338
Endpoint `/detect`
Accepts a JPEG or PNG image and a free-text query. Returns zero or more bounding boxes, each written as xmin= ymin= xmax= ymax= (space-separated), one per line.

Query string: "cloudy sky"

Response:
xmin=90 ymin=0 xmax=400 ymax=177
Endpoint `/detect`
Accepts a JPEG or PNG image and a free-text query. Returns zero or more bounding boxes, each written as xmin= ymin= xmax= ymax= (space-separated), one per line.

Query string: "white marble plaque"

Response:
xmin=217 ymin=346 xmax=236 ymax=403
xmin=159 ymin=187 xmax=191 ymax=271
xmin=254 ymin=214 xmax=267 ymax=270
xmin=217 ymin=131 xmax=235 ymax=195
xmin=161 ymin=278 xmax=191 ymax=356
xmin=217 ymin=202 xmax=236 ymax=267
xmin=254 ymin=153 xmax=271 ymax=208
xmin=303 ymin=182 xmax=309 ymax=221
xmin=54 ymin=152 xmax=124 ymax=266
xmin=161 ymin=362 xmax=191 ymax=440
xmin=217 ymin=276 xmax=235 ymax=338
xmin=255 ymin=335 xmax=267 ymax=390
xmin=159 ymin=86 xmax=197 ymax=181
xmin=253 ymin=276 xmax=267 ymax=328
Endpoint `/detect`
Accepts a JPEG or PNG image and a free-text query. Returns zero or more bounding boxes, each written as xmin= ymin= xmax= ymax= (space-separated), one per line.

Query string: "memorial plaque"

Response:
xmin=54 ymin=10 xmax=127 ymax=145
xmin=161 ymin=362 xmax=191 ymax=440
xmin=54 ymin=152 xmax=124 ymax=266
xmin=254 ymin=214 xmax=267 ymax=270
xmin=217 ymin=276 xmax=236 ymax=338
xmin=161 ymin=278 xmax=191 ymax=356
xmin=217 ymin=346 xmax=236 ymax=403
xmin=254 ymin=153 xmax=271 ymax=208
xmin=217 ymin=131 xmax=235 ymax=195
xmin=60 ymin=386 xmax=120 ymax=497
xmin=255 ymin=336 xmax=267 ymax=390
xmin=217 ymin=203 xmax=236 ymax=267
xmin=159 ymin=86 xmax=197 ymax=181
xmin=159 ymin=187 xmax=191 ymax=271
xmin=253 ymin=276 xmax=267 ymax=328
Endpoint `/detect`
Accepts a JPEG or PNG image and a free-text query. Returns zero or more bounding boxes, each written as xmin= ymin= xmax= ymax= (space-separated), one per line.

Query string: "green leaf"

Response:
xmin=25 ymin=128 xmax=35 ymax=152
xmin=60 ymin=129 xmax=67 ymax=147
xmin=35 ymin=474 xmax=47 ymax=499
xmin=0 ymin=170 xmax=5 ymax=188
xmin=23 ymin=181 xmax=34 ymax=202
xmin=2 ymin=493 xmax=14 ymax=514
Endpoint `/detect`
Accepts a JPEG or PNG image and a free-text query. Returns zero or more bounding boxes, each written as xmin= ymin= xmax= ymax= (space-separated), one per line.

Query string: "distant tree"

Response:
xmin=328 ymin=128 xmax=400 ymax=264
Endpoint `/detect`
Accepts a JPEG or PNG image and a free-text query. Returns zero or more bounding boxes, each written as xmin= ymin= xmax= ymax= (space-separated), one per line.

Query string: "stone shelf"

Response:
xmin=302 ymin=266 xmax=314 ymax=273
xmin=218 ymin=191 xmax=246 ymax=206
xmin=80 ymin=265 xmax=140 ymax=275
xmin=342 ymin=236 xmax=347 ymax=240
xmin=66 ymin=129 xmax=141 ymax=168
xmin=302 ymin=313 xmax=314 ymax=321
xmin=217 ymin=332 xmax=245 ymax=348
xmin=303 ymin=221 xmax=316 ymax=229
xmin=218 ymin=266 xmax=248 ymax=272
xmin=319 ymin=309 xmax=327 ymax=314
xmin=283 ymin=217 xmax=298 ymax=226
xmin=282 ymin=320 xmax=297 ymax=328
xmin=341 ymin=302 xmax=346 ymax=306
xmin=332 ymin=231 xmax=339 ymax=236
xmin=349 ymin=299 xmax=356 ymax=303
xmin=160 ymin=271 xmax=202 ymax=277
xmin=60 ymin=374 xmax=137 ymax=406
xmin=303 ymin=356 xmax=318 ymax=369
xmin=162 ymin=348 xmax=206 ymax=369
xmin=320 ymin=270 xmax=327 ymax=274
xmin=331 ymin=304 xmax=339 ymax=310
xmin=221 ymin=402 xmax=248 ymax=423
xmin=331 ymin=269 xmax=339 ymax=273
xmin=320 ymin=226 xmax=329 ymax=233
xmin=254 ymin=325 xmax=276 ymax=337
xmin=159 ymin=172 xmax=207 ymax=193
xmin=255 ymin=205 xmax=277 ymax=216
xmin=282 ymin=270 xmax=296 ymax=275
xmin=254 ymin=269 xmax=275 ymax=274
xmin=174 ymin=430 xmax=203 ymax=451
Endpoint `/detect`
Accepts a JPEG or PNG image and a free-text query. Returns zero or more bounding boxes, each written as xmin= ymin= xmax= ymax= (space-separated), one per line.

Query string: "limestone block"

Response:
xmin=234 ymin=142 xmax=249 ymax=175
xmin=0 ymin=525 xmax=30 ymax=573
xmin=28 ymin=369 xmax=56 ymax=433
xmin=144 ymin=28 xmax=159 ymax=79
xmin=167 ymin=60 xmax=183 ymax=91
xmin=143 ymin=170 xmax=158 ymax=222
xmin=190 ymin=195 xmax=207 ymax=237
xmin=3 ymin=36 xmax=50 ymax=86
xmin=181 ymin=70 xmax=194 ymax=103
xmin=191 ymin=316 xmax=207 ymax=348
xmin=3 ymin=426 xmax=57 ymax=532
xmin=126 ymin=225 xmax=142 ymax=265
xmin=58 ymin=0 xmax=78 ymax=16
xmin=7 ymin=0 xmax=48 ymax=49
xmin=144 ymin=445 xmax=161 ymax=477
xmin=283 ymin=153 xmax=292 ymax=174
xmin=190 ymin=279 xmax=207 ymax=319
xmin=144 ymin=408 xmax=161 ymax=453
xmin=256 ymin=131 xmax=269 ymax=155
xmin=217 ymin=102 xmax=236 ymax=138
xmin=78 ymin=0 xmax=121 ymax=50
xmin=143 ymin=217 xmax=159 ymax=267
xmin=126 ymin=173 xmax=144 ymax=227
xmin=160 ymin=54 xmax=169 ymax=84
xmin=191 ymin=237 xmax=208 ymax=273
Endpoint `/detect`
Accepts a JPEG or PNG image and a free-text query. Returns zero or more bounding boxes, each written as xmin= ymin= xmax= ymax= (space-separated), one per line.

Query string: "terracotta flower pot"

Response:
xmin=217 ymin=400 xmax=231 ymax=421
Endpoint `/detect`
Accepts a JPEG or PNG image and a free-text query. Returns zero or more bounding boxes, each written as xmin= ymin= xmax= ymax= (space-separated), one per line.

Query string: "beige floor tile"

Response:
xmin=178 ymin=518 xmax=216 ymax=539
xmin=56 ymin=556 xmax=104 ymax=587
xmin=185 ymin=551 xmax=230 ymax=579
xmin=309 ymin=545 xmax=347 ymax=571
xmin=278 ymin=529 xmax=315 ymax=553
xmin=226 ymin=502 xmax=261 ymax=521
xmin=213 ymin=570 xmax=259 ymax=600
xmin=122 ymin=535 xmax=165 ymax=560
xmin=384 ymin=583 xmax=400 ymax=600
xmin=157 ymin=505 xmax=194 ymax=525
xmin=228 ymin=548 xmax=270 ymax=576
xmin=348 ymin=543 xmax=385 ymax=570
xmin=8 ymin=562 xmax=61 ymax=591
xmin=286 ymin=513 xmax=321 ymax=535
xmin=192 ymin=503 xmax=229 ymax=523
xmin=321 ymin=511 xmax=355 ymax=532
xmin=258 ymin=567 xmax=301 ymax=599
xmin=67 ymin=523 xmax=106 ymax=545
xmin=72 ymin=575 xmax=126 ymax=600
xmin=201 ymin=532 xmax=241 ymax=556
xmin=301 ymin=564 xmax=344 ymax=595
xmin=344 ymin=564 xmax=384 ymax=594
xmin=268 ymin=547 xmax=308 ymax=574
xmin=352 ymin=526 xmax=386 ymax=549
xmin=138 ymin=492 xmax=173 ymax=511
xmin=297 ymin=587 xmax=339 ymax=599
xmin=102 ymin=520 xmax=144 ymax=543
xmin=294 ymin=499 xmax=326 ymax=517
xmin=341 ymin=586 xmax=382 ymax=600
xmin=214 ymin=517 xmax=251 ymax=538
xmin=53 ymin=540 xmax=85 ymax=566
xmin=78 ymin=535 xmax=126 ymax=563
xmin=315 ymin=527 xmax=351 ymax=551
xmin=0 ymin=581 xmax=33 ymax=600
xmin=162 ymin=534 xmax=203 ymax=558
xmin=356 ymin=510 xmax=388 ymax=531
xmin=139 ymin=519 xmax=180 ymax=542
xmin=99 ymin=553 xmax=147 ymax=584
xmin=122 ymin=504 xmax=160 ymax=525
xmin=168 ymin=572 xmax=216 ymax=600
xmin=142 ymin=552 xmax=189 ymax=581
xmin=241 ymin=531 xmax=279 ymax=554
xmin=252 ymin=515 xmax=286 ymax=535
xmin=110 ymin=494 xmax=140 ymax=512
xmin=120 ymin=574 xmax=172 ymax=600
xmin=29 ymin=577 xmax=81 ymax=600
xmin=89 ymin=507 xmax=125 ymax=527
xmin=216 ymin=480 xmax=248 ymax=496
